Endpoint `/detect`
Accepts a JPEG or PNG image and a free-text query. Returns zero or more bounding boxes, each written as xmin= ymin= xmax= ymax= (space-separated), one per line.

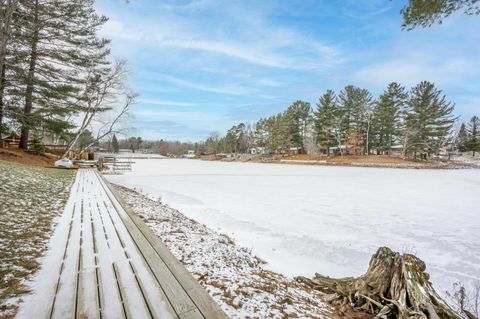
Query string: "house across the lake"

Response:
xmin=249 ymin=147 xmax=268 ymax=155
xmin=184 ymin=150 xmax=196 ymax=159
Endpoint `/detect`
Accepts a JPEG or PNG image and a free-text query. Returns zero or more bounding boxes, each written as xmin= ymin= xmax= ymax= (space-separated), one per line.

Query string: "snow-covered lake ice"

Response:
xmin=106 ymin=159 xmax=480 ymax=294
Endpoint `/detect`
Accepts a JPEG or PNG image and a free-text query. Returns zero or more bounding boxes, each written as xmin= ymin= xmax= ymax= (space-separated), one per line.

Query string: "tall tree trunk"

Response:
xmin=0 ymin=0 xmax=17 ymax=84
xmin=365 ymin=122 xmax=370 ymax=155
xmin=0 ymin=66 xmax=5 ymax=142
xmin=19 ymin=0 xmax=40 ymax=149
xmin=0 ymin=0 xmax=17 ymax=143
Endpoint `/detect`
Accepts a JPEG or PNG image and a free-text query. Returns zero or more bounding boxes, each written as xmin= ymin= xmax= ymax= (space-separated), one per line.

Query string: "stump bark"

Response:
xmin=296 ymin=247 xmax=461 ymax=319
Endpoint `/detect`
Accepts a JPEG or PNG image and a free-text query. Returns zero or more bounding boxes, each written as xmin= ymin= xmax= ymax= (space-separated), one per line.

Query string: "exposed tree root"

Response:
xmin=295 ymin=247 xmax=463 ymax=319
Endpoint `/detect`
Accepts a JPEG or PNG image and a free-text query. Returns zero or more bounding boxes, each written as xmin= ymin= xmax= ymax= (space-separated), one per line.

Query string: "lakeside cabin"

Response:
xmin=248 ymin=147 xmax=268 ymax=155
xmin=184 ymin=150 xmax=196 ymax=158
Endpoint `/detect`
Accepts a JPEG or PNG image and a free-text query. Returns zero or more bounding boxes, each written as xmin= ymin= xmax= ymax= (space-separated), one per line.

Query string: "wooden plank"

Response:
xmin=94 ymin=256 xmax=104 ymax=319
xmin=90 ymin=192 xmax=125 ymax=319
xmin=132 ymin=215 xmax=227 ymax=319
xmin=128 ymin=261 xmax=161 ymax=319
xmin=76 ymin=199 xmax=101 ymax=319
xmin=98 ymin=173 xmax=228 ymax=319
xmin=111 ymin=203 xmax=197 ymax=316
xmin=179 ymin=309 xmax=204 ymax=319
xmin=75 ymin=247 xmax=85 ymax=319
xmin=127 ymin=212 xmax=227 ymax=319
xmin=112 ymin=262 xmax=131 ymax=319
xmin=110 ymin=188 xmax=226 ymax=318
xmin=98 ymin=198 xmax=178 ymax=319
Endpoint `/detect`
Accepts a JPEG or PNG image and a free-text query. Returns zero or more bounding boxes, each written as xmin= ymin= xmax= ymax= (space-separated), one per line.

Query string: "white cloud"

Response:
xmin=157 ymin=75 xmax=255 ymax=96
xmin=140 ymin=99 xmax=197 ymax=107
xmin=134 ymin=109 xmax=208 ymax=119
xmin=100 ymin=8 xmax=342 ymax=70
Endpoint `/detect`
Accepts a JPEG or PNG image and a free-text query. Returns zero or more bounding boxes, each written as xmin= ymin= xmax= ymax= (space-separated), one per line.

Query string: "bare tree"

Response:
xmin=361 ymin=100 xmax=375 ymax=155
xmin=73 ymin=93 xmax=136 ymax=158
xmin=332 ymin=110 xmax=346 ymax=156
xmin=62 ymin=60 xmax=133 ymax=159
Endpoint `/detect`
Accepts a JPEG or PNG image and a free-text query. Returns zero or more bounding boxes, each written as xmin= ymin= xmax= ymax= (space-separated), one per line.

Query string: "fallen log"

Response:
xmin=296 ymin=247 xmax=462 ymax=319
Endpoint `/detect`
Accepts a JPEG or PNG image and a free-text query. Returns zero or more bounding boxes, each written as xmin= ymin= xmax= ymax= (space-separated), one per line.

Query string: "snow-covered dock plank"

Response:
xmin=17 ymin=169 xmax=227 ymax=319
xmin=99 ymin=172 xmax=228 ymax=319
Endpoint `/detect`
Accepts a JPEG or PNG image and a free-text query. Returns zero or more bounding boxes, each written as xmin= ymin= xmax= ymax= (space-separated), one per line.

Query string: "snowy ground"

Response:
xmin=0 ymin=161 xmax=74 ymax=318
xmin=106 ymin=159 xmax=480 ymax=297
xmin=114 ymin=185 xmax=331 ymax=318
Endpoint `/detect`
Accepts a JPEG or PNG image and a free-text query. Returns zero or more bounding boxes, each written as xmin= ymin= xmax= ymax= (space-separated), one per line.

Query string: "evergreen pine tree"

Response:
xmin=289 ymin=100 xmax=311 ymax=149
xmin=11 ymin=0 xmax=110 ymax=148
xmin=338 ymin=85 xmax=374 ymax=154
xmin=337 ymin=85 xmax=356 ymax=135
xmin=76 ymin=129 xmax=94 ymax=151
xmin=280 ymin=109 xmax=295 ymax=148
xmin=467 ymin=115 xmax=480 ymax=156
xmin=404 ymin=81 xmax=456 ymax=157
xmin=112 ymin=134 xmax=119 ymax=153
xmin=254 ymin=119 xmax=269 ymax=148
xmin=455 ymin=123 xmax=469 ymax=152
xmin=372 ymin=82 xmax=408 ymax=153
xmin=272 ymin=114 xmax=283 ymax=150
xmin=314 ymin=90 xmax=337 ymax=153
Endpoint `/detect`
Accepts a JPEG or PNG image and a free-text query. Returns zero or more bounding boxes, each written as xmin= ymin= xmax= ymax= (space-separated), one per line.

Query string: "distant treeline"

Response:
xmin=198 ymin=81 xmax=479 ymax=158
xmin=99 ymin=135 xmax=195 ymax=157
xmin=101 ymin=81 xmax=479 ymax=159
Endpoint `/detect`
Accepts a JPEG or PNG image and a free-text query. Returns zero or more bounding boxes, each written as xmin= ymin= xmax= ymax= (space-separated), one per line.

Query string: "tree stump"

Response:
xmin=295 ymin=247 xmax=461 ymax=319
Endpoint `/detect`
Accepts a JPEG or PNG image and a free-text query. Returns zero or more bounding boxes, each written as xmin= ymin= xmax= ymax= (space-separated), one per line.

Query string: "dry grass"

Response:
xmin=0 ymin=160 xmax=74 ymax=318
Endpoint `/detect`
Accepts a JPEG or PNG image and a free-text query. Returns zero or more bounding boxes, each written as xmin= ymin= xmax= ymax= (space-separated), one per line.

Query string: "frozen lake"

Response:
xmin=106 ymin=159 xmax=480 ymax=294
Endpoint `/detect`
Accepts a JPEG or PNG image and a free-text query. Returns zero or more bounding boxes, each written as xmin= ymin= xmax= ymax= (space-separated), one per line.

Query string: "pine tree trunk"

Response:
xmin=0 ymin=0 xmax=16 ymax=87
xmin=19 ymin=0 xmax=40 ymax=149
xmin=296 ymin=247 xmax=460 ymax=319
xmin=366 ymin=121 xmax=370 ymax=155
xmin=0 ymin=66 xmax=5 ymax=142
xmin=0 ymin=0 xmax=17 ymax=143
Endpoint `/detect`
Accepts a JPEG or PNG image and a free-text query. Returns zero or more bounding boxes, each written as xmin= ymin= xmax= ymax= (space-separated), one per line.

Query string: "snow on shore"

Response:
xmin=106 ymin=159 xmax=480 ymax=297
xmin=0 ymin=161 xmax=74 ymax=318
xmin=113 ymin=185 xmax=330 ymax=318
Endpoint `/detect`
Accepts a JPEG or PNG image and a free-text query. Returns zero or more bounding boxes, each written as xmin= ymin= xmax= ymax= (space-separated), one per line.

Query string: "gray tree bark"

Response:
xmin=0 ymin=0 xmax=18 ymax=142
xmin=296 ymin=247 xmax=461 ymax=319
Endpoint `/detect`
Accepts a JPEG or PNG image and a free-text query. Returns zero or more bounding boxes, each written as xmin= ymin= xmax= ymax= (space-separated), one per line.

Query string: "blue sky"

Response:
xmin=94 ymin=0 xmax=480 ymax=141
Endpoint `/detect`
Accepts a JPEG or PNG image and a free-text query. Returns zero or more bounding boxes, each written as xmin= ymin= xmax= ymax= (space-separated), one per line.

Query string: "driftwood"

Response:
xmin=296 ymin=247 xmax=462 ymax=319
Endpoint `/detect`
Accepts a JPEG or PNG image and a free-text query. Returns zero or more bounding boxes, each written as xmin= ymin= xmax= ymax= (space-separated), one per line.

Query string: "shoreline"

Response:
xmin=111 ymin=183 xmax=369 ymax=319
xmin=197 ymin=154 xmax=480 ymax=170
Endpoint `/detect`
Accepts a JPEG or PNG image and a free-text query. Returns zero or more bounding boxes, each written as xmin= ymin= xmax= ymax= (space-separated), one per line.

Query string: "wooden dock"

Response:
xmin=98 ymin=156 xmax=133 ymax=173
xmin=17 ymin=169 xmax=228 ymax=319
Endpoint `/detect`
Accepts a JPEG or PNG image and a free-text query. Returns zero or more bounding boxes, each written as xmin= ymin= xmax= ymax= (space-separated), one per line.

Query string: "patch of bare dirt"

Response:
xmin=0 ymin=148 xmax=56 ymax=167
xmin=279 ymin=154 xmax=425 ymax=165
